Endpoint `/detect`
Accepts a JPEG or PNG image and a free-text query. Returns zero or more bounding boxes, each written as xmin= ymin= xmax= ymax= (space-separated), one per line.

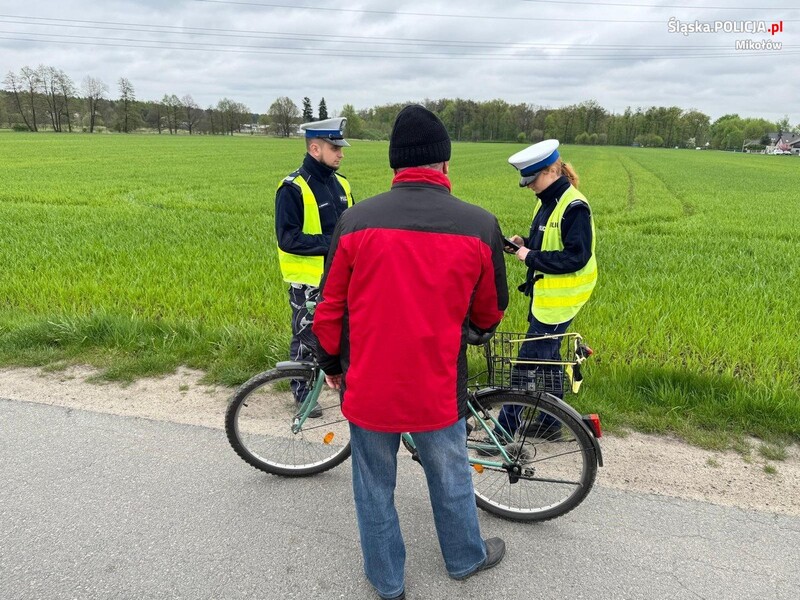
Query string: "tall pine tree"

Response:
xmin=302 ymin=97 xmax=313 ymax=121
xmin=318 ymin=97 xmax=328 ymax=120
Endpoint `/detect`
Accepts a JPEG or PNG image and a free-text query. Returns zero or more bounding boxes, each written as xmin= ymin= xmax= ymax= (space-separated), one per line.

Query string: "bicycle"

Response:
xmin=225 ymin=330 xmax=603 ymax=522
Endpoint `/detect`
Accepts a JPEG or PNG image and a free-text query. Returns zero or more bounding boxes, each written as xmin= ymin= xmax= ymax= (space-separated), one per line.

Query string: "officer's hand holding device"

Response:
xmin=503 ymin=237 xmax=521 ymax=253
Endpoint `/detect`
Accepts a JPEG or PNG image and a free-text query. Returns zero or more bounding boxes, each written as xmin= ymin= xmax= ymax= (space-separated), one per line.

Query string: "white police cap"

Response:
xmin=299 ymin=117 xmax=350 ymax=147
xmin=508 ymin=139 xmax=560 ymax=187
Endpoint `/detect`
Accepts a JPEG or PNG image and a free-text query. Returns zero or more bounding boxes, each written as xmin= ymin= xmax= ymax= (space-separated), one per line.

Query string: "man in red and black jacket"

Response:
xmin=312 ymin=105 xmax=509 ymax=600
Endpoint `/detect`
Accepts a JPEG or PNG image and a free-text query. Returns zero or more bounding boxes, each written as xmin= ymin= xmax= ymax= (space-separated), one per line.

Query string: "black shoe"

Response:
xmin=297 ymin=401 xmax=323 ymax=419
xmin=452 ymin=537 xmax=506 ymax=580
xmin=518 ymin=420 xmax=562 ymax=440
xmin=383 ymin=592 xmax=405 ymax=600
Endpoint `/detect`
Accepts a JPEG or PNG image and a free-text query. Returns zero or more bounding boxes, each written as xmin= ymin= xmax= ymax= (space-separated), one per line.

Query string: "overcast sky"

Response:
xmin=1 ymin=0 xmax=798 ymax=122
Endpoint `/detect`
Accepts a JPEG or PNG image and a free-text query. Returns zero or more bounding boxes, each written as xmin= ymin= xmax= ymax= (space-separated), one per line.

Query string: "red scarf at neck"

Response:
xmin=391 ymin=167 xmax=452 ymax=192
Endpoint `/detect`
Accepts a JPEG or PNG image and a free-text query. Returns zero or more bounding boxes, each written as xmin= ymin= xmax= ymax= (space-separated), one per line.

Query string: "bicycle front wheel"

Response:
xmin=225 ymin=367 xmax=351 ymax=476
xmin=467 ymin=392 xmax=598 ymax=521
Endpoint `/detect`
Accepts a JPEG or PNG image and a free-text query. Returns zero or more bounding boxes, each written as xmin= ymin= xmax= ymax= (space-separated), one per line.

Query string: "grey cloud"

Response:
xmin=0 ymin=0 xmax=798 ymax=120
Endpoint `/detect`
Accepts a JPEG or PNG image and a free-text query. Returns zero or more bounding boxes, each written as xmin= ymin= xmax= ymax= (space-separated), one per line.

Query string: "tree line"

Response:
xmin=268 ymin=96 xmax=796 ymax=151
xmin=2 ymin=65 xmax=252 ymax=135
xmin=4 ymin=64 xmax=798 ymax=150
xmin=351 ymin=99 xmax=796 ymax=151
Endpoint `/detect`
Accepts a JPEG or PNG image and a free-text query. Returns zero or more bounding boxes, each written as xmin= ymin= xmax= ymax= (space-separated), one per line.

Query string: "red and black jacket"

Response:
xmin=312 ymin=169 xmax=508 ymax=433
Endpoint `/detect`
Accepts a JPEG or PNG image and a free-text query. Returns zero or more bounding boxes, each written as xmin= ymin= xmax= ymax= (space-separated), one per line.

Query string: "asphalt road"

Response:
xmin=1 ymin=398 xmax=798 ymax=600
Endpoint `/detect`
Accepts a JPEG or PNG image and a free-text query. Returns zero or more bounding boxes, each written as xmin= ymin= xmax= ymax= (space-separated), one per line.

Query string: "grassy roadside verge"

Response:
xmin=2 ymin=311 xmax=798 ymax=452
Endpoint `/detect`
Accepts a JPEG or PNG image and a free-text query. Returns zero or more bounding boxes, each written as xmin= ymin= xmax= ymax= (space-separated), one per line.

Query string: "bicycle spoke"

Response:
xmin=524 ymin=476 xmax=584 ymax=486
xmin=521 ymin=447 xmax=586 ymax=463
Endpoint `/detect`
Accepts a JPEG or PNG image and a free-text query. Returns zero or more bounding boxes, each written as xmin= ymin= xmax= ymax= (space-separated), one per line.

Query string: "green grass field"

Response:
xmin=1 ymin=132 xmax=798 ymax=447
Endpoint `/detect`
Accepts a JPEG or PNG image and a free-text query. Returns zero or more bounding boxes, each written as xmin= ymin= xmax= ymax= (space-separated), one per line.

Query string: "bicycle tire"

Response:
xmin=467 ymin=391 xmax=597 ymax=522
xmin=225 ymin=367 xmax=351 ymax=476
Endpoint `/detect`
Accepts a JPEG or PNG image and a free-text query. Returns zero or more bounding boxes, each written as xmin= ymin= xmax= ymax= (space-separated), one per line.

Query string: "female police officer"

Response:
xmin=500 ymin=139 xmax=597 ymax=437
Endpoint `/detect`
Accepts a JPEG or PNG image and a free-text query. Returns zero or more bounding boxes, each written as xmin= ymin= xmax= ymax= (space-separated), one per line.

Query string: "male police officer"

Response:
xmin=275 ymin=117 xmax=354 ymax=416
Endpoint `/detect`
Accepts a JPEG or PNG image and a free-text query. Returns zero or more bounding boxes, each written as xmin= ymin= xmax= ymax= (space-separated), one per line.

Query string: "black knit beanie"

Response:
xmin=389 ymin=105 xmax=451 ymax=169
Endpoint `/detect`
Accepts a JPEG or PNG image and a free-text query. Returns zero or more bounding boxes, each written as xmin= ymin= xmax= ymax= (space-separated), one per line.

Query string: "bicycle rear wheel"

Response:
xmin=467 ymin=392 xmax=597 ymax=521
xmin=225 ymin=367 xmax=351 ymax=476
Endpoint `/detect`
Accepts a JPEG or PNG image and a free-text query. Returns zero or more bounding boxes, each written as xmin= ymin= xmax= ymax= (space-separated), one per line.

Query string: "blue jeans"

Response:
xmin=349 ymin=419 xmax=487 ymax=598
xmin=498 ymin=316 xmax=572 ymax=435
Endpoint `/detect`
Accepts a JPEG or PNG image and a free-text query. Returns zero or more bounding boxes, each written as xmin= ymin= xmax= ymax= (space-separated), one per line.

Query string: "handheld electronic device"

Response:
xmin=503 ymin=237 xmax=521 ymax=252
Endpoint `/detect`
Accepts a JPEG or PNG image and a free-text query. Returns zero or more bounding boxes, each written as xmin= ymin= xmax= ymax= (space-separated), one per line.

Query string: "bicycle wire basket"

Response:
xmin=477 ymin=331 xmax=583 ymax=394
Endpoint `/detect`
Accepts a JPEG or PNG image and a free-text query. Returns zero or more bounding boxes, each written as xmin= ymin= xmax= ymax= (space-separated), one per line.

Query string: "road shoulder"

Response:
xmin=1 ymin=364 xmax=797 ymax=517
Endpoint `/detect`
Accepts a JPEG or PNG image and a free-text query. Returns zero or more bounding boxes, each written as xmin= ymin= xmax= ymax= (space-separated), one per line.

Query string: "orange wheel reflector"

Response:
xmin=323 ymin=432 xmax=335 ymax=445
xmin=473 ymin=464 xmax=484 ymax=474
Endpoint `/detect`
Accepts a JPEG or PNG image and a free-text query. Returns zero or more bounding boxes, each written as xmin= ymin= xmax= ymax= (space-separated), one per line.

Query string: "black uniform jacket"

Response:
xmin=275 ymin=153 xmax=351 ymax=258
xmin=519 ymin=176 xmax=593 ymax=297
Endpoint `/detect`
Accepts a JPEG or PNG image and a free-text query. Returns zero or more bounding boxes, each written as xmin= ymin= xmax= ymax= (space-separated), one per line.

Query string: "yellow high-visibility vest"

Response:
xmin=276 ymin=173 xmax=353 ymax=285
xmin=531 ymin=185 xmax=597 ymax=324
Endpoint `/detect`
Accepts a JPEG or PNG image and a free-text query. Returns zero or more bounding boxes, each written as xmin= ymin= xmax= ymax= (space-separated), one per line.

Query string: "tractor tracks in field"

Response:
xmin=619 ymin=159 xmax=637 ymax=209
xmin=620 ymin=155 xmax=697 ymax=218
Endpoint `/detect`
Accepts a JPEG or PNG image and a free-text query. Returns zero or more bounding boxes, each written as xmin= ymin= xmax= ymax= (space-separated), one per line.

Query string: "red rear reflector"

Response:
xmin=584 ymin=414 xmax=602 ymax=438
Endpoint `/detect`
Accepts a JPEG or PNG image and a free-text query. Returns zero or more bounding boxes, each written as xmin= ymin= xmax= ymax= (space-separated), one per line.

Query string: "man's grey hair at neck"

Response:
xmin=394 ymin=162 xmax=445 ymax=173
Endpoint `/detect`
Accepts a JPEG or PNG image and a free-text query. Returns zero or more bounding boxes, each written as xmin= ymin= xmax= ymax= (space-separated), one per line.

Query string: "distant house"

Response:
xmin=765 ymin=131 xmax=800 ymax=155
xmin=240 ymin=123 xmax=267 ymax=133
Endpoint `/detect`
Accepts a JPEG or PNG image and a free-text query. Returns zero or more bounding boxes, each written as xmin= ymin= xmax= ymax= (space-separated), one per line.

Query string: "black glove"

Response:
xmin=467 ymin=324 xmax=495 ymax=346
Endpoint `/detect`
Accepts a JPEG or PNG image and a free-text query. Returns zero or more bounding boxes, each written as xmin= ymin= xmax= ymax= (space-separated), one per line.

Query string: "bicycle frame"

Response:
xmin=278 ymin=361 xmax=602 ymax=469
xmin=401 ymin=395 xmax=524 ymax=469
xmin=463 ymin=398 xmax=517 ymax=467
xmin=274 ymin=360 xmax=326 ymax=433
xmin=283 ymin=358 xmax=519 ymax=468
